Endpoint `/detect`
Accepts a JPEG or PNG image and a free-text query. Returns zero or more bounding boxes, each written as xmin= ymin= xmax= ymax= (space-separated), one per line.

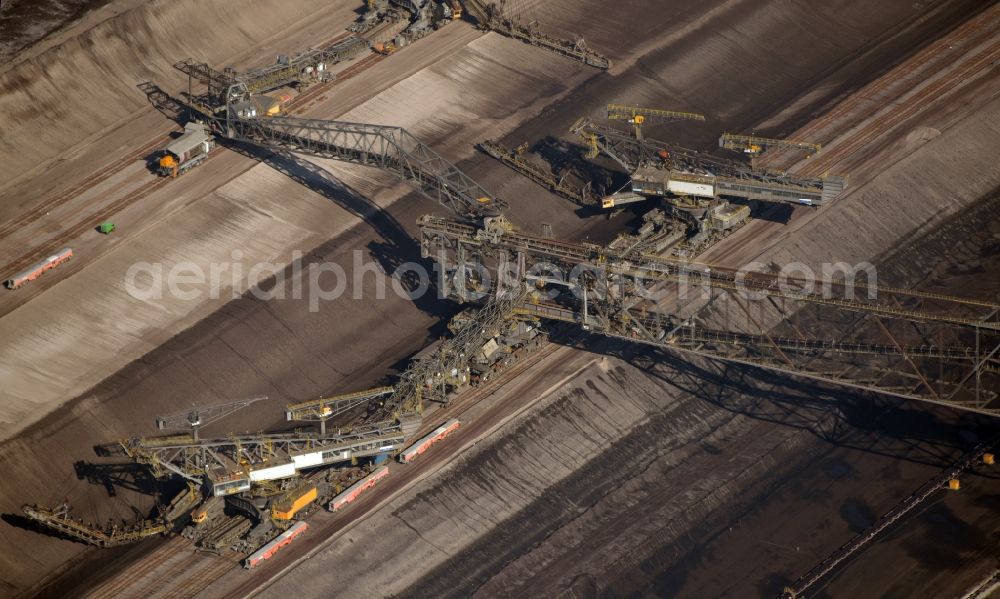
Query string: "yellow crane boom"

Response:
xmin=719 ymin=133 xmax=821 ymax=155
xmin=606 ymin=104 xmax=705 ymax=140
xmin=286 ymin=386 xmax=394 ymax=433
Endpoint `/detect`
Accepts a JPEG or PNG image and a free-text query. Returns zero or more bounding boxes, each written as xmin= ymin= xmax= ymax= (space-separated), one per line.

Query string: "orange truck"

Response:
xmin=157 ymin=122 xmax=214 ymax=177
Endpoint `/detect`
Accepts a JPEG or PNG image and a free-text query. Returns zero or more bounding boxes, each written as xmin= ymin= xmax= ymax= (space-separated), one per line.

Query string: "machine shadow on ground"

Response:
xmin=529 ymin=135 xmax=627 ymax=199
xmin=72 ymin=461 xmax=162 ymax=498
xmin=558 ymin=331 xmax=996 ymax=470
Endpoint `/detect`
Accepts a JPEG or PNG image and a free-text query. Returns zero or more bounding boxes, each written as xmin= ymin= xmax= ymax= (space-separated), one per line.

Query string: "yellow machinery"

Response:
xmin=373 ymin=41 xmax=398 ymax=55
xmin=158 ymin=154 xmax=179 ymax=178
xmin=155 ymin=122 xmax=214 ymax=178
xmin=253 ymin=94 xmax=287 ymax=117
xmin=584 ymin=134 xmax=599 ymax=160
xmin=272 ymin=484 xmax=318 ymax=520
xmin=191 ymin=506 xmax=209 ymax=524
xmin=286 ymin=386 xmax=393 ymax=434
xmin=606 ymin=104 xmax=705 ymax=140
xmin=719 ymin=133 xmax=821 ymax=156
xmin=190 ymin=496 xmax=223 ymax=524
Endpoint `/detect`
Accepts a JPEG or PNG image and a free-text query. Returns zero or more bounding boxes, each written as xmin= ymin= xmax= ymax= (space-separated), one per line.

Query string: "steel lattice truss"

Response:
xmin=156 ymin=396 xmax=267 ymax=440
xmin=569 ymin=118 xmax=845 ymax=205
xmin=606 ymin=104 xmax=705 ymax=126
xmin=175 ymin=58 xmax=508 ymax=221
xmin=173 ymin=58 xmax=238 ymax=113
xmin=101 ymin=419 xmax=412 ymax=482
xmin=99 ymin=290 xmax=530 ymax=479
xmin=174 ymin=37 xmax=367 ymax=112
xmin=21 ymin=504 xmax=168 ymax=548
xmin=286 ymin=386 xmax=394 ymax=424
xmin=571 ymin=118 xmax=668 ymax=171
xmin=389 ymin=0 xmax=422 ymax=14
xmin=719 ymin=133 xmax=821 ymax=155
xmin=372 ymin=285 xmax=533 ymax=420
xmin=419 ymin=216 xmax=1000 ymax=415
xmin=237 ymin=36 xmax=368 ymax=94
xmin=223 ymin=108 xmax=506 ymax=220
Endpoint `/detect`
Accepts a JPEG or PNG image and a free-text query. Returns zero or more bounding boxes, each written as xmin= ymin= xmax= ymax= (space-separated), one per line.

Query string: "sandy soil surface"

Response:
xmin=248 ymin=27 xmax=1000 ymax=596
xmin=0 ymin=23 xmax=594 ymax=441
xmin=0 ymin=0 xmax=112 ymax=62
xmin=0 ymin=0 xmax=987 ymax=441
xmin=257 ymin=312 xmax=997 ymax=598
xmin=0 ymin=0 xmax=996 ymax=597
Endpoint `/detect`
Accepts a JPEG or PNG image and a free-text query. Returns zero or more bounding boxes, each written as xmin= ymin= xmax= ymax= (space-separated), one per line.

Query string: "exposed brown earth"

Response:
xmin=0 ymin=0 xmax=996 ymax=598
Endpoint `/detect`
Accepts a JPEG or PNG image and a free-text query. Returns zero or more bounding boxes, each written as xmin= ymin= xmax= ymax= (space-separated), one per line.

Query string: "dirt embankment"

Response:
xmin=274 ymin=146 xmax=1000 ymax=599
xmin=0 ymin=0 xmax=340 ymax=197
xmin=262 ymin=5 xmax=1000 ymax=597
xmin=0 ymin=0 xmax=994 ymax=597
xmin=0 ymin=0 xmax=112 ymax=63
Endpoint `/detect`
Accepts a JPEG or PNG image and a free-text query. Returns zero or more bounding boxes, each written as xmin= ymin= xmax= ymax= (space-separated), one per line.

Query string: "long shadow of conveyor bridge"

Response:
xmin=571 ymin=332 xmax=1000 ymax=473
xmin=221 ymin=138 xmax=448 ymax=312
xmin=136 ymin=81 xmax=449 ymax=316
xmin=137 ymin=81 xmax=190 ymax=126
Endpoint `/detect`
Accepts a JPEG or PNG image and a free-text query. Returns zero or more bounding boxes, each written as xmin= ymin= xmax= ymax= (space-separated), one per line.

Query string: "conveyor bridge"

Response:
xmin=464 ymin=0 xmax=609 ymax=69
xmin=237 ymin=36 xmax=369 ymax=94
xmin=420 ymin=215 xmax=1000 ymax=415
xmin=571 ymin=118 xmax=846 ymax=206
xmin=104 ymin=417 xmax=419 ymax=493
xmin=222 ymin=106 xmax=505 ymax=220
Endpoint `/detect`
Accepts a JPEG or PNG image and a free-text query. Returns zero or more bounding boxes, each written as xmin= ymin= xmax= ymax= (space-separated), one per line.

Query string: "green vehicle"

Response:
xmin=97 ymin=222 xmax=116 ymax=235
